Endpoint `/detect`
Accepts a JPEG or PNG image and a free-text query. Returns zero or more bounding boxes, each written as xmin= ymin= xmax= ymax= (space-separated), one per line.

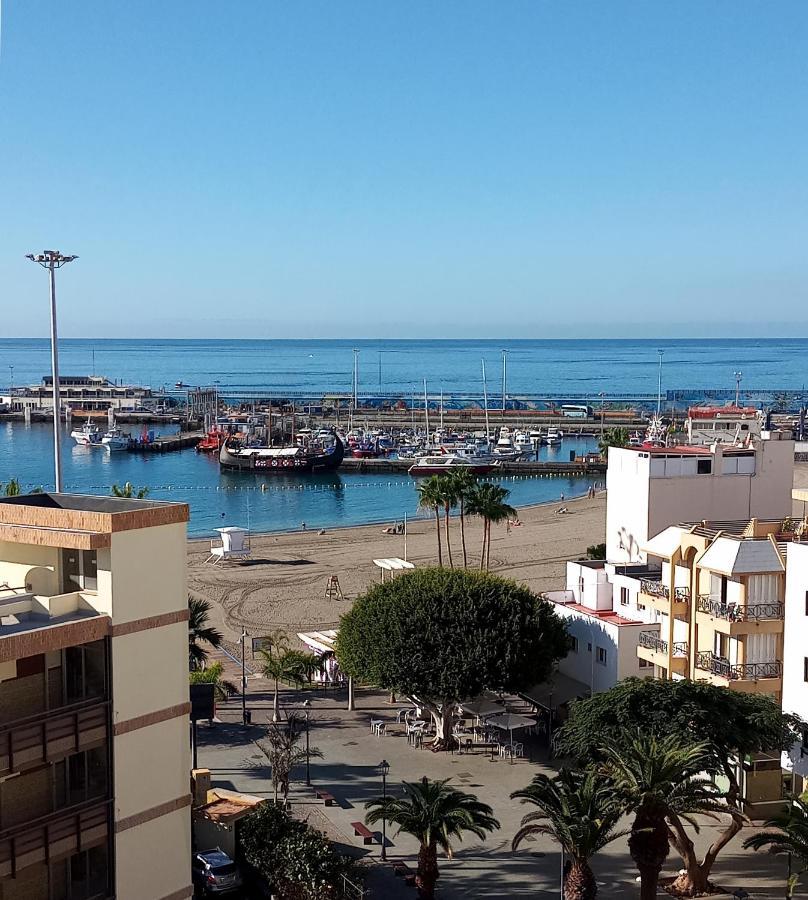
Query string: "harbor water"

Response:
xmin=0 ymin=422 xmax=600 ymax=537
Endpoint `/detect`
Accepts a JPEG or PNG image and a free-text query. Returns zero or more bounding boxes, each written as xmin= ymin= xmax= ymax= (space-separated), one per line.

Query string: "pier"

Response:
xmin=340 ymin=457 xmax=606 ymax=475
xmin=128 ymin=431 xmax=203 ymax=453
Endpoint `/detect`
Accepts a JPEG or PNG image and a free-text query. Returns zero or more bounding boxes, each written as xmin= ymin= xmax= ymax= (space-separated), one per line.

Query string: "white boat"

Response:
xmin=101 ymin=428 xmax=131 ymax=452
xmin=544 ymin=426 xmax=563 ymax=446
xmin=71 ymin=420 xmax=103 ymax=447
xmin=492 ymin=428 xmax=522 ymax=460
xmin=408 ymin=455 xmax=500 ymax=476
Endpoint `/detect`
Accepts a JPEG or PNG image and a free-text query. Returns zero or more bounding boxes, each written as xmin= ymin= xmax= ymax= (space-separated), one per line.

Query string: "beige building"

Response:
xmin=0 ymin=493 xmax=192 ymax=900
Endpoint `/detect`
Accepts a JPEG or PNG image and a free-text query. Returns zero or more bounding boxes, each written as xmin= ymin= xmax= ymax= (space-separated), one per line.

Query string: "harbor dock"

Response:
xmin=341 ymin=457 xmax=606 ymax=475
xmin=128 ymin=431 xmax=203 ymax=453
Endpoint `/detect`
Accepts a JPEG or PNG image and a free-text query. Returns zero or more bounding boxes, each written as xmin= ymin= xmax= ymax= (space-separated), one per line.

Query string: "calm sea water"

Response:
xmin=2 ymin=336 xmax=804 ymax=535
xmin=2 ymin=337 xmax=807 ymax=396
xmin=0 ymin=422 xmax=599 ymax=537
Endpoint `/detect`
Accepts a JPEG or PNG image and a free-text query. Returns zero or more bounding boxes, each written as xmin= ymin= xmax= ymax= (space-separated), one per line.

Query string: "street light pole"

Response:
xmin=734 ymin=370 xmax=743 ymax=408
xmin=656 ymin=349 xmax=664 ymax=420
xmin=241 ymin=628 xmax=248 ymax=725
xmin=303 ymin=700 xmax=311 ymax=786
xmin=501 ymin=349 xmax=508 ymax=414
xmin=26 ymin=251 xmax=78 ymax=492
xmin=379 ymin=759 xmax=390 ymax=861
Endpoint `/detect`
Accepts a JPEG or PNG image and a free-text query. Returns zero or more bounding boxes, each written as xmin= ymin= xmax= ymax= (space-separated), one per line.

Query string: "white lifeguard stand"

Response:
xmin=206 ymin=527 xmax=251 ymax=566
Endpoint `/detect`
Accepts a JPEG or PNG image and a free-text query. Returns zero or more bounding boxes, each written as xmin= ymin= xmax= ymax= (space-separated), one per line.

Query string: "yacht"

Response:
xmin=492 ymin=427 xmax=522 ymax=461
xmin=71 ymin=420 xmax=103 ymax=447
xmin=408 ymin=455 xmax=500 ymax=476
xmin=544 ymin=426 xmax=563 ymax=446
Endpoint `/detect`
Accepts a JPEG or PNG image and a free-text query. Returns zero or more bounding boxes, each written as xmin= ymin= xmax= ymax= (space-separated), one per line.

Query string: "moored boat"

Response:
xmin=219 ymin=432 xmax=344 ymax=473
xmin=71 ymin=419 xmax=103 ymax=447
xmin=101 ymin=428 xmax=131 ymax=452
xmin=408 ymin=454 xmax=500 ymax=476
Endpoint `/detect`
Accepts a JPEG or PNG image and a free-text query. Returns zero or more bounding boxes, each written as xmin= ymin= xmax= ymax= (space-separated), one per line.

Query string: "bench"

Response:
xmin=350 ymin=821 xmax=375 ymax=845
xmin=315 ymin=789 xmax=336 ymax=807
xmin=393 ymin=862 xmax=416 ymax=886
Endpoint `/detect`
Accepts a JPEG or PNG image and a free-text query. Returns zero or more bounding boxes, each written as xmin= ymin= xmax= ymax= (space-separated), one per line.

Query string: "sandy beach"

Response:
xmin=188 ymin=491 xmax=606 ymax=642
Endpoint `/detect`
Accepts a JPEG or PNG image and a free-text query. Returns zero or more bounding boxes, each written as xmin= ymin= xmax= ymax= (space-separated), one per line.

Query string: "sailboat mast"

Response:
xmin=423 ymin=378 xmax=431 ymax=442
xmin=440 ymin=387 xmax=444 ymax=430
xmin=482 ymin=360 xmax=490 ymax=441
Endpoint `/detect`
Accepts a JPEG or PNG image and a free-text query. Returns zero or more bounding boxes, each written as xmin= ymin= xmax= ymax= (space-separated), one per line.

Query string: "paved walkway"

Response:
xmin=196 ymin=671 xmax=790 ymax=899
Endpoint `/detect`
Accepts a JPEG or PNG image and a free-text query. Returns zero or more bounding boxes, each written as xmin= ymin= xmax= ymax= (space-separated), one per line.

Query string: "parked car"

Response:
xmin=192 ymin=849 xmax=243 ymax=895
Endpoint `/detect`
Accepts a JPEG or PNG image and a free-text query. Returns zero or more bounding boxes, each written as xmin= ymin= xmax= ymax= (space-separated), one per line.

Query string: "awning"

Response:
xmin=486 ymin=712 xmax=536 ymax=733
xmin=459 ymin=695 xmax=506 ymax=719
xmin=373 ymin=558 xmax=415 ymax=571
xmin=297 ymin=629 xmax=338 ymax=655
xmin=519 ymin=672 xmax=591 ymax=711
xmin=642 ymin=526 xmax=686 ymax=559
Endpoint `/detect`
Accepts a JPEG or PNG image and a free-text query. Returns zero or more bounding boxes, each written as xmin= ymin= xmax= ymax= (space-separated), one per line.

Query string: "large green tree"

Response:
xmin=365 ymin=777 xmax=499 ymax=900
xmin=512 ymin=769 xmax=625 ymax=900
xmin=188 ymin=595 xmax=223 ymax=669
xmin=466 ymin=483 xmax=517 ymax=570
xmin=335 ymin=568 xmax=569 ymax=746
xmin=597 ymin=427 xmax=629 ymax=457
xmin=556 ymin=677 xmax=804 ymax=894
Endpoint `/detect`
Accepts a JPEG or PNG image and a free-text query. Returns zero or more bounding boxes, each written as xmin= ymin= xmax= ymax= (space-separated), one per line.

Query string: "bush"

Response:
xmin=239 ymin=803 xmax=355 ymax=899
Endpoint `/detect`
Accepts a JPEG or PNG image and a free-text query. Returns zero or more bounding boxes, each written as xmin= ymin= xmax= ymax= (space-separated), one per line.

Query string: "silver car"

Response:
xmin=192 ymin=849 xmax=243 ymax=895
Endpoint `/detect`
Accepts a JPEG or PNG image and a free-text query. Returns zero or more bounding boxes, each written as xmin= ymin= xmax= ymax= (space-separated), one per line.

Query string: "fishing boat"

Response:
xmin=71 ymin=419 xmax=103 ymax=447
xmin=408 ymin=455 xmax=500 ymax=476
xmin=101 ymin=428 xmax=131 ymax=452
xmin=219 ymin=432 xmax=344 ymax=473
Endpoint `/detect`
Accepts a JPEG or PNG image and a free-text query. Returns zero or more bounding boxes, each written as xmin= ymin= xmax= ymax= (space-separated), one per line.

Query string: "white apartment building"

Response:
xmin=606 ymin=433 xmax=793 ymax=565
xmin=781 ymin=541 xmax=808 ymax=795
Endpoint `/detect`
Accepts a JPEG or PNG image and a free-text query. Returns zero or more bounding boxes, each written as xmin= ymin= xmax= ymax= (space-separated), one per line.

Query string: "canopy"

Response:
xmin=296 ymin=629 xmax=338 ymax=655
xmin=519 ymin=673 xmax=591 ymax=711
xmin=459 ymin=696 xmax=506 ymax=719
xmin=373 ymin=558 xmax=415 ymax=571
xmin=485 ymin=712 xmax=535 ymax=733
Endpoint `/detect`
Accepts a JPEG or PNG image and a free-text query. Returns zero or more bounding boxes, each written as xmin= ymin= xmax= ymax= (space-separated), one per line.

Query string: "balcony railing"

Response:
xmin=694 ymin=652 xmax=783 ymax=680
xmin=640 ymin=580 xmax=669 ymax=599
xmin=696 ymin=596 xmax=784 ymax=622
xmin=638 ymin=632 xmax=688 ymax=656
xmin=0 ymin=798 xmax=111 ymax=879
xmin=0 ymin=698 xmax=109 ymax=778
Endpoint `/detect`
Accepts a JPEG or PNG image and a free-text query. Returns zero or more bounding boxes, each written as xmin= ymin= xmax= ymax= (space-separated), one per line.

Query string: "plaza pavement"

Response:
xmin=196 ymin=652 xmax=791 ymax=898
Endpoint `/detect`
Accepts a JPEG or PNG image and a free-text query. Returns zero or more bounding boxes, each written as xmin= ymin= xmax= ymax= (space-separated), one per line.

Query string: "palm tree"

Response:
xmin=189 ymin=661 xmax=237 ymax=703
xmin=257 ymin=712 xmax=322 ymax=805
xmin=512 ymin=769 xmax=626 ymax=900
xmin=466 ymin=482 xmax=517 ymax=570
xmin=597 ymin=427 xmax=629 ymax=458
xmin=417 ymin=476 xmax=444 ymax=567
xmin=257 ymin=631 xmax=305 ymax=722
xmin=188 ymin=596 xmax=224 ymax=669
xmin=436 ymin=475 xmax=456 ymax=568
xmin=111 ymin=482 xmax=149 ymax=499
xmin=1 ymin=479 xmax=22 ymax=496
xmin=448 ymin=469 xmax=476 ymax=568
xmin=365 ymin=777 xmax=499 ymax=899
xmin=601 ymin=734 xmax=724 ymax=900
xmin=743 ymin=794 xmax=808 ymax=899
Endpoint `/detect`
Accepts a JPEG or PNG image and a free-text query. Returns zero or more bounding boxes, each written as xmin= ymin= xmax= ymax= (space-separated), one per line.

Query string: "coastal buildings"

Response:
xmin=1 ymin=375 xmax=155 ymax=415
xmin=0 ymin=493 xmax=192 ymax=900
xmin=781 ymin=539 xmax=808 ymax=796
xmin=605 ymin=433 xmax=793 ymax=564
xmin=685 ymin=405 xmax=764 ymax=445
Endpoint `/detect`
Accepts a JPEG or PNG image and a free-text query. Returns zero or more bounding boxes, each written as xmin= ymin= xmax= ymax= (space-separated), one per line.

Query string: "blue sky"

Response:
xmin=1 ymin=1 xmax=806 ymax=338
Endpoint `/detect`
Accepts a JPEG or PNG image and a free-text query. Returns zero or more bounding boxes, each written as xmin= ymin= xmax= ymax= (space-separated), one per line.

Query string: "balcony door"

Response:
xmin=61 ymin=549 xmax=98 ymax=592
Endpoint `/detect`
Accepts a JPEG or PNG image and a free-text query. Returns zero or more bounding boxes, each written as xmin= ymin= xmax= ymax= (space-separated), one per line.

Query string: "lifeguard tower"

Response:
xmin=205 ymin=526 xmax=251 ymax=566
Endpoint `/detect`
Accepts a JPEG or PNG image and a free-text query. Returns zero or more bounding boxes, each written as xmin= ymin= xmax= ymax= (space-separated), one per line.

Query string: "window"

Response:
xmin=578 ymin=576 xmax=585 ymax=597
xmin=805 ymin=590 xmax=808 ymax=616
xmin=61 ymin=549 xmax=98 ymax=592
xmin=697 ymin=459 xmax=712 ymax=475
xmin=596 ymin=647 xmax=607 ymax=666
xmin=637 ymin=600 xmax=646 ymax=611
xmin=804 ymin=657 xmax=808 ymax=683
xmin=638 ymin=657 xmax=653 ymax=669
xmin=587 ymin=642 xmax=592 ymax=653
xmin=570 ymin=636 xmax=579 ymax=653
xmin=620 ymin=587 xmax=629 ymax=607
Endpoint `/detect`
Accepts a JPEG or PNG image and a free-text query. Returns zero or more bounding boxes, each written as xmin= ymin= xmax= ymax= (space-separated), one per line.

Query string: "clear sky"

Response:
xmin=1 ymin=1 xmax=806 ymax=339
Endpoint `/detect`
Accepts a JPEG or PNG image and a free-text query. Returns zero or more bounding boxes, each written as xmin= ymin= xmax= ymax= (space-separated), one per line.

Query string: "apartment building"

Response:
xmin=781 ymin=541 xmax=808 ymax=796
xmin=606 ymin=433 xmax=793 ymax=564
xmin=0 ymin=493 xmax=192 ymax=900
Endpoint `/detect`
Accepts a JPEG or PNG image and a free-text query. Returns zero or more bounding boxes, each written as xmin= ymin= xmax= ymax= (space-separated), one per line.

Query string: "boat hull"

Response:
xmin=219 ymin=436 xmax=344 ymax=474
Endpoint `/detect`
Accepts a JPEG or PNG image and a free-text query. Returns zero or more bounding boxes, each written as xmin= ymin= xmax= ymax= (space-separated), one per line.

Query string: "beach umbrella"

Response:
xmin=485 ymin=712 xmax=535 ymax=743
xmin=459 ymin=695 xmax=506 ymax=720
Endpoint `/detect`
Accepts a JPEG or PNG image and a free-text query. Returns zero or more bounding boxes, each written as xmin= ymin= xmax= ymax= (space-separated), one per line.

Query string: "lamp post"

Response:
xmin=501 ymin=349 xmax=508 ymax=414
xmin=734 ymin=370 xmax=743 ymax=408
xmin=352 ymin=348 xmax=360 ymax=411
xmin=26 ymin=251 xmax=78 ymax=492
xmin=379 ymin=759 xmax=390 ymax=861
xmin=656 ymin=349 xmax=664 ymax=419
xmin=240 ymin=628 xmax=248 ymax=726
xmin=303 ymin=699 xmax=311 ymax=786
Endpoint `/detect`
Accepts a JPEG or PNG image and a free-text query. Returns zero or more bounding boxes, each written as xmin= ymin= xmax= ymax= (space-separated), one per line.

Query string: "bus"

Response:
xmin=560 ymin=404 xmax=593 ymax=418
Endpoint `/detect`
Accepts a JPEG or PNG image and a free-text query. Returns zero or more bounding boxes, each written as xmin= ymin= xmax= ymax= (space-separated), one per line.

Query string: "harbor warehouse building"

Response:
xmin=0 ymin=494 xmax=192 ymax=900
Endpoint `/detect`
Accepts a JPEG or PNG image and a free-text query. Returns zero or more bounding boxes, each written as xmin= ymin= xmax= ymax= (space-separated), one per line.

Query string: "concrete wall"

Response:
xmin=782 ymin=543 xmax=808 ymax=779
xmin=565 ymin=561 xmax=612 ymax=611
xmin=0 ymin=542 xmax=59 ymax=596
xmin=115 ymin=806 xmax=192 ymax=900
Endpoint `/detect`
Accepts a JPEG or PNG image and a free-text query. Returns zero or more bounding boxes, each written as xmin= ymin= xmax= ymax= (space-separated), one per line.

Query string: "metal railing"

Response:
xmin=696 ymin=596 xmax=784 ymax=622
xmin=694 ymin=652 xmax=783 ymax=680
xmin=640 ymin=580 xmax=669 ymax=599
xmin=638 ymin=633 xmax=688 ymax=656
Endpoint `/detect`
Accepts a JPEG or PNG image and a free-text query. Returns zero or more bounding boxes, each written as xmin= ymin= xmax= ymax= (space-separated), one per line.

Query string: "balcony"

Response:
xmin=0 ymin=799 xmax=110 ymax=878
xmin=637 ymin=632 xmax=689 ymax=673
xmin=0 ymin=699 xmax=109 ymax=778
xmin=638 ymin=580 xmax=690 ymax=617
xmin=695 ymin=596 xmax=784 ymax=635
xmin=694 ymin=652 xmax=783 ymax=690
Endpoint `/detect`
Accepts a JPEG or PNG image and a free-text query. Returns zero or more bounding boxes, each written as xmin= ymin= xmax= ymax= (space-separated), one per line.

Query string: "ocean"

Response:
xmin=1 ymin=336 xmax=804 ymax=536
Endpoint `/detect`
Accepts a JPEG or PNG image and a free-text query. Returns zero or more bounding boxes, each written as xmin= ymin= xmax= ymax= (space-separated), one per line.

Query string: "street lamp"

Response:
xmin=26 ymin=251 xmax=78 ymax=492
xmin=734 ymin=370 xmax=743 ymax=408
xmin=379 ymin=759 xmax=390 ymax=861
xmin=303 ymin=700 xmax=311 ymax=786
xmin=656 ymin=349 xmax=664 ymax=419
